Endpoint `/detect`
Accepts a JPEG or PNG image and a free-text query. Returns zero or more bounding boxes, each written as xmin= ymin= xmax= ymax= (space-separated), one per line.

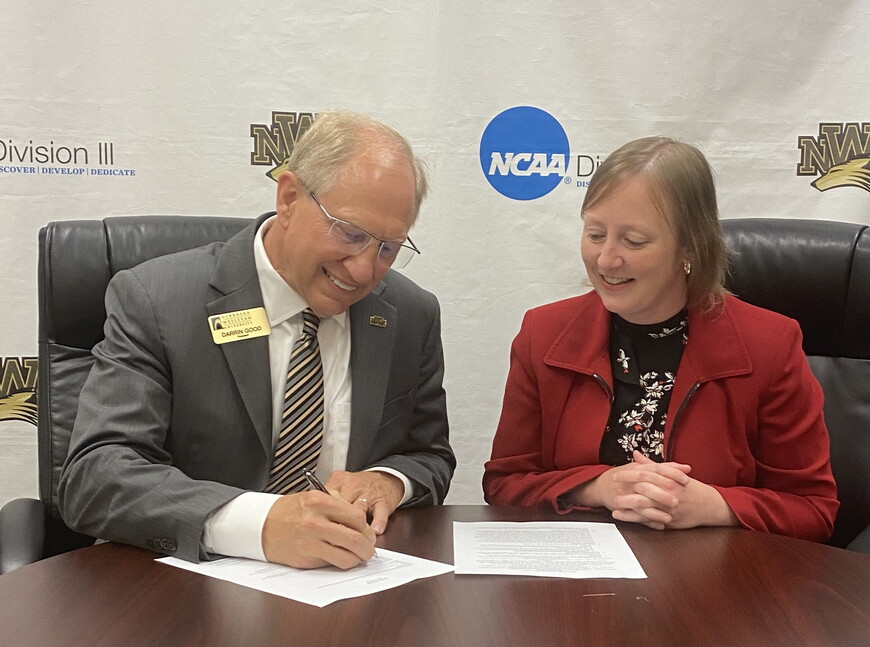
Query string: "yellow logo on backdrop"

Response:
xmin=250 ymin=111 xmax=317 ymax=182
xmin=797 ymin=123 xmax=870 ymax=193
xmin=0 ymin=356 xmax=38 ymax=426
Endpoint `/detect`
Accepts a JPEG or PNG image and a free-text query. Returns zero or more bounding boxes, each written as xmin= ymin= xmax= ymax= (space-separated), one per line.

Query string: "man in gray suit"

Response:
xmin=58 ymin=110 xmax=454 ymax=569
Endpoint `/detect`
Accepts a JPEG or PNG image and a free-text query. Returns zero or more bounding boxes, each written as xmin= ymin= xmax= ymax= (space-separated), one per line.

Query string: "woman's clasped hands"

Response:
xmin=585 ymin=451 xmax=736 ymax=530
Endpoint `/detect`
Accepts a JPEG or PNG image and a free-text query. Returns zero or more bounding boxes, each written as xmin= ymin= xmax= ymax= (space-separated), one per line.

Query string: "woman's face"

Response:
xmin=581 ymin=175 xmax=688 ymax=324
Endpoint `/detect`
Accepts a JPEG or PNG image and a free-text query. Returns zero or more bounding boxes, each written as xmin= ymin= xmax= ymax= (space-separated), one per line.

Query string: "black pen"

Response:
xmin=303 ymin=469 xmax=330 ymax=494
xmin=303 ymin=469 xmax=378 ymax=558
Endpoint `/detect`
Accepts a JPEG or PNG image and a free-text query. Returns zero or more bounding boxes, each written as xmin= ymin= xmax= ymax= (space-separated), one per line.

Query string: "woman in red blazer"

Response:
xmin=483 ymin=137 xmax=838 ymax=542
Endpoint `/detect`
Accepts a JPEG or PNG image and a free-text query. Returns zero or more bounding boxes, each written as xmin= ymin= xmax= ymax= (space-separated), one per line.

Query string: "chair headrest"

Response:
xmin=39 ymin=215 xmax=253 ymax=350
xmin=722 ymin=218 xmax=870 ymax=359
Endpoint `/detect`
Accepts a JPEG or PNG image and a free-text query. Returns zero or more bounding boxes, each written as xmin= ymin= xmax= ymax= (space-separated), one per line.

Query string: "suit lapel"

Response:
xmin=207 ymin=214 xmax=273 ymax=457
xmin=346 ymin=283 xmax=396 ymax=470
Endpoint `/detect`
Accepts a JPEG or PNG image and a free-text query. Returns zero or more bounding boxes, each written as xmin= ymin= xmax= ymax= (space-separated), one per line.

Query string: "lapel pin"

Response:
xmin=369 ymin=315 xmax=388 ymax=328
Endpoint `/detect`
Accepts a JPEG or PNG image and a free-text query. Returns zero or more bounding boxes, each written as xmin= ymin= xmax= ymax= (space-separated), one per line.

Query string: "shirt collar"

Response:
xmin=253 ymin=216 xmax=348 ymax=329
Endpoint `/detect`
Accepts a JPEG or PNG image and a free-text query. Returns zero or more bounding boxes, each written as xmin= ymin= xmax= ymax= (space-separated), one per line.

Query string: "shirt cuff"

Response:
xmin=202 ymin=491 xmax=281 ymax=561
xmin=366 ymin=467 xmax=413 ymax=506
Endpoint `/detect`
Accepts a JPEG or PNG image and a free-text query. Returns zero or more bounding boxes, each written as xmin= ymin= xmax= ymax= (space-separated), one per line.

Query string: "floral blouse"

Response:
xmin=599 ymin=309 xmax=688 ymax=465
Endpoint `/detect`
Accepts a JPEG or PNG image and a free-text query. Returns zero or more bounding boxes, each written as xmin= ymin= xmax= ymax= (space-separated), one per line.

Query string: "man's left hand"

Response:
xmin=325 ymin=471 xmax=404 ymax=535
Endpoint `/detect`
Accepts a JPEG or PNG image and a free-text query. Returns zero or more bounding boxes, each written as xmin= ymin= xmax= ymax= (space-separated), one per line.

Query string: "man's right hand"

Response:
xmin=261 ymin=491 xmax=377 ymax=569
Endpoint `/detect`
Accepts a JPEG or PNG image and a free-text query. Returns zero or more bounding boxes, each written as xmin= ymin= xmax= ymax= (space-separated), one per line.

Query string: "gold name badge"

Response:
xmin=208 ymin=307 xmax=271 ymax=344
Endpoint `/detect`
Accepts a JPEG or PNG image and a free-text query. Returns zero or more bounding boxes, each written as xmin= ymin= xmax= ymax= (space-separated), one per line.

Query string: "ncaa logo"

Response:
xmin=479 ymin=106 xmax=570 ymax=201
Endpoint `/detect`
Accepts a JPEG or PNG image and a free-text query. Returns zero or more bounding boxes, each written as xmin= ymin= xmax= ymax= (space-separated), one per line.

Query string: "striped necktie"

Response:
xmin=265 ymin=308 xmax=324 ymax=494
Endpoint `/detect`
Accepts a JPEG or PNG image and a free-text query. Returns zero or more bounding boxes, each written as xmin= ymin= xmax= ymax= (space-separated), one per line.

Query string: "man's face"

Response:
xmin=265 ymin=150 xmax=416 ymax=318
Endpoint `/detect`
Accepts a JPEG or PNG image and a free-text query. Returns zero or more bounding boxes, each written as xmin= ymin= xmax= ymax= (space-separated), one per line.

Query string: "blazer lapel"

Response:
xmin=206 ymin=214 xmax=273 ymax=457
xmin=346 ymin=283 xmax=396 ymax=470
xmin=544 ymin=293 xmax=612 ymax=377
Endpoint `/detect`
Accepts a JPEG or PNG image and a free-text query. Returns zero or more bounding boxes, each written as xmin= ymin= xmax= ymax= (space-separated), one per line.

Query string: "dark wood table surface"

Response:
xmin=1 ymin=505 xmax=868 ymax=646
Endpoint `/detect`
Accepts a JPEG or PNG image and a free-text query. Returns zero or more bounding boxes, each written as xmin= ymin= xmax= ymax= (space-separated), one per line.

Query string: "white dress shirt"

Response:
xmin=203 ymin=217 xmax=409 ymax=560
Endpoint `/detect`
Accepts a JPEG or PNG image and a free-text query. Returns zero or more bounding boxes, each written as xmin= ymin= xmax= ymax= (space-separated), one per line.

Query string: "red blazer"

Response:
xmin=483 ymin=292 xmax=839 ymax=542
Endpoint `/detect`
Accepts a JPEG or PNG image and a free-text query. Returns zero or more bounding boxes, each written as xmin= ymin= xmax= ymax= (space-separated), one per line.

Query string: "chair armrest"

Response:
xmin=846 ymin=524 xmax=870 ymax=555
xmin=0 ymin=498 xmax=46 ymax=574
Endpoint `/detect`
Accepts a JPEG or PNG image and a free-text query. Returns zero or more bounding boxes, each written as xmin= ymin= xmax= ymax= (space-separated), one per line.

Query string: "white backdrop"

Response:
xmin=2 ymin=1 xmax=869 ymax=507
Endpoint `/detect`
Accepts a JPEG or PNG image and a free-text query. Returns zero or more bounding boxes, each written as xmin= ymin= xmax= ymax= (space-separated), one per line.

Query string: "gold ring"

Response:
xmin=357 ymin=498 xmax=369 ymax=506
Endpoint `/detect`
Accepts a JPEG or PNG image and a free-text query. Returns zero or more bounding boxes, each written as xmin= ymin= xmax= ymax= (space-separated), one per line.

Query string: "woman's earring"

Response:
xmin=683 ymin=260 xmax=692 ymax=275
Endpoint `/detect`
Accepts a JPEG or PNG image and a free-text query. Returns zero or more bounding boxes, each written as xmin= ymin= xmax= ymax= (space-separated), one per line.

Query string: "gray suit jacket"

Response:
xmin=58 ymin=214 xmax=455 ymax=561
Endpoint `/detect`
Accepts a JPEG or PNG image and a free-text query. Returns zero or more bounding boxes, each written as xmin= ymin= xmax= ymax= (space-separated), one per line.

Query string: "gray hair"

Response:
xmin=286 ymin=109 xmax=428 ymax=220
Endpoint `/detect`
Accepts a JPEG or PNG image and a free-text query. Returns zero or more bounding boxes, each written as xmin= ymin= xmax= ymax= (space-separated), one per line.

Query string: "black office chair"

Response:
xmin=0 ymin=216 xmax=252 ymax=574
xmin=722 ymin=218 xmax=870 ymax=552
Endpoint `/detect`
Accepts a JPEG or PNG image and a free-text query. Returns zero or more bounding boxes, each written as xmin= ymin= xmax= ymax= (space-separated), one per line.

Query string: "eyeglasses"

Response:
xmin=304 ymin=186 xmax=421 ymax=269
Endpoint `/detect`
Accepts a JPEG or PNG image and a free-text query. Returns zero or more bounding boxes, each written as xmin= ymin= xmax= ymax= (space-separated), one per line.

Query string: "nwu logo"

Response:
xmin=797 ymin=122 xmax=870 ymax=193
xmin=250 ymin=111 xmax=316 ymax=182
xmin=0 ymin=356 xmax=37 ymax=426
xmin=480 ymin=106 xmax=570 ymax=201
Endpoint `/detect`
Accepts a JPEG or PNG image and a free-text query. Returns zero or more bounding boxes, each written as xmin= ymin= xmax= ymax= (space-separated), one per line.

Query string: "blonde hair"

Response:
xmin=286 ymin=109 xmax=429 ymax=220
xmin=582 ymin=136 xmax=728 ymax=310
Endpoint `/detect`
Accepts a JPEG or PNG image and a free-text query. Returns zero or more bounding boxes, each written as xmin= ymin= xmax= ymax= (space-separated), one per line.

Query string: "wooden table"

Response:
xmin=1 ymin=505 xmax=868 ymax=646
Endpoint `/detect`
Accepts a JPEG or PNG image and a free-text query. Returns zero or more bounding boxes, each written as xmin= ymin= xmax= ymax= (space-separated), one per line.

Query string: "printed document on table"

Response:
xmin=157 ymin=548 xmax=453 ymax=607
xmin=453 ymin=521 xmax=646 ymax=579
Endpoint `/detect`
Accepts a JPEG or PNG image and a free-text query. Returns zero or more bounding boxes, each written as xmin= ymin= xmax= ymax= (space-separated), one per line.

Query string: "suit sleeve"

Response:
xmin=483 ymin=311 xmax=609 ymax=509
xmin=369 ymin=291 xmax=455 ymax=505
xmin=713 ymin=320 xmax=839 ymax=541
xmin=58 ymin=269 xmax=244 ymax=562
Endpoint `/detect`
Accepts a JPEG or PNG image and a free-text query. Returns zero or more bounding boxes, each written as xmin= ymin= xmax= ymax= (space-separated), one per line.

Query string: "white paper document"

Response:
xmin=453 ymin=521 xmax=646 ymax=579
xmin=157 ymin=548 xmax=454 ymax=607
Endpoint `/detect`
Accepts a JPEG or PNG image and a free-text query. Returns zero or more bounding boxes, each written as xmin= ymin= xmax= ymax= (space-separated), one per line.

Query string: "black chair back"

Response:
xmin=722 ymin=218 xmax=870 ymax=548
xmin=38 ymin=215 xmax=251 ymax=556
